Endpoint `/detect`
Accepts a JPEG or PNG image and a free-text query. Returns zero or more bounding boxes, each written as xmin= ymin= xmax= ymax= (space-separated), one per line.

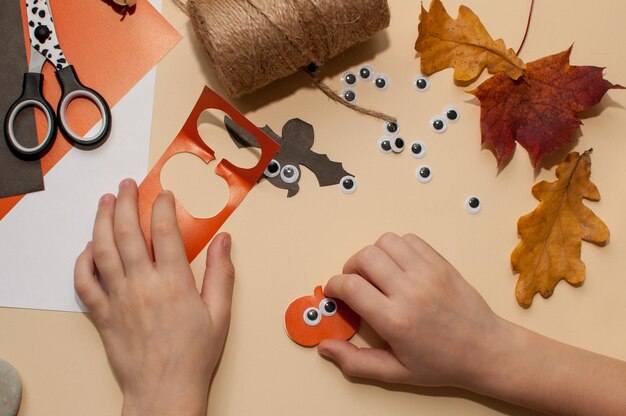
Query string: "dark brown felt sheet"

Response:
xmin=0 ymin=0 xmax=44 ymax=198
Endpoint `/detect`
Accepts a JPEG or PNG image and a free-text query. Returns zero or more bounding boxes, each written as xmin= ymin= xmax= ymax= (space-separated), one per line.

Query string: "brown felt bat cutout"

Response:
xmin=225 ymin=117 xmax=356 ymax=197
xmin=102 ymin=0 xmax=136 ymax=18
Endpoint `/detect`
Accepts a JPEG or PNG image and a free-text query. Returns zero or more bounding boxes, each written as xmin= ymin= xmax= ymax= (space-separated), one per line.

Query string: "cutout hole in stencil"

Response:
xmin=160 ymin=152 xmax=230 ymax=219
xmin=196 ymin=109 xmax=262 ymax=169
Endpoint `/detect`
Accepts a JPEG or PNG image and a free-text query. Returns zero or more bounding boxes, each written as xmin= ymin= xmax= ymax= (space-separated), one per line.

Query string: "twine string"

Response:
xmin=175 ymin=0 xmax=395 ymax=122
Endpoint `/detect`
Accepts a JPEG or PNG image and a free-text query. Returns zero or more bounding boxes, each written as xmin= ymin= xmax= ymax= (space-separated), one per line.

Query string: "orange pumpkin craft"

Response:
xmin=285 ymin=286 xmax=360 ymax=347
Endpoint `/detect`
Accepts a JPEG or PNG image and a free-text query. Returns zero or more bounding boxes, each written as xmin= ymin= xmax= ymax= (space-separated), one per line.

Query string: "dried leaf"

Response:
xmin=415 ymin=0 xmax=526 ymax=82
xmin=511 ymin=150 xmax=609 ymax=307
xmin=471 ymin=47 xmax=624 ymax=167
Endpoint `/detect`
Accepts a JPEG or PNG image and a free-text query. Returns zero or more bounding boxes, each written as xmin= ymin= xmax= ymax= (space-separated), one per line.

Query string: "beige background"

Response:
xmin=2 ymin=0 xmax=626 ymax=414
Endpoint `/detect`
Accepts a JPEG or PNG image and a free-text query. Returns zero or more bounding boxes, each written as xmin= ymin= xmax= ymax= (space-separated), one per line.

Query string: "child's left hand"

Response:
xmin=74 ymin=178 xmax=235 ymax=416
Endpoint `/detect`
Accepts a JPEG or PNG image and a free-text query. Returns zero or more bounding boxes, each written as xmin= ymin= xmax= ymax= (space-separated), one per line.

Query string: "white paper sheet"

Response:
xmin=0 ymin=1 xmax=162 ymax=312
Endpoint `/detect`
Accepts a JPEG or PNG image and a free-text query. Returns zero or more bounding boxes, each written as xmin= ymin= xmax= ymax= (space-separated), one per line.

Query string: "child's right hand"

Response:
xmin=318 ymin=232 xmax=509 ymax=389
xmin=319 ymin=233 xmax=626 ymax=415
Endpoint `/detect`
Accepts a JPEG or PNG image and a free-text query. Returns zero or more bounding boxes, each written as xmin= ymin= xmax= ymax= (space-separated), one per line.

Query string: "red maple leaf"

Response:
xmin=471 ymin=47 xmax=624 ymax=167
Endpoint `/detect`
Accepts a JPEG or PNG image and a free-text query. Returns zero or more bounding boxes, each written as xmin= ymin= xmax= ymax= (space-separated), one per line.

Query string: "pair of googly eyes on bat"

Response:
xmin=303 ymin=298 xmax=337 ymax=326
xmin=263 ymin=160 xmax=357 ymax=194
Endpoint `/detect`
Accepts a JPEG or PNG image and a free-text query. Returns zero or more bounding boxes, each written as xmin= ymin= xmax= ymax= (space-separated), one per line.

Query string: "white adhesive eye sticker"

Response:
xmin=358 ymin=65 xmax=374 ymax=81
xmin=390 ymin=136 xmax=405 ymax=153
xmin=464 ymin=196 xmax=482 ymax=214
xmin=341 ymin=71 xmax=358 ymax=87
xmin=383 ymin=120 xmax=400 ymax=134
xmin=430 ymin=116 xmax=448 ymax=134
xmin=303 ymin=307 xmax=322 ymax=326
xmin=341 ymin=89 xmax=357 ymax=103
xmin=340 ymin=175 xmax=357 ymax=194
xmin=413 ymin=75 xmax=430 ymax=91
xmin=319 ymin=298 xmax=338 ymax=316
xmin=280 ymin=165 xmax=300 ymax=183
xmin=374 ymin=74 xmax=390 ymax=91
xmin=443 ymin=105 xmax=460 ymax=123
xmin=378 ymin=137 xmax=392 ymax=154
xmin=416 ymin=165 xmax=433 ymax=183
xmin=409 ymin=141 xmax=427 ymax=158
xmin=264 ymin=159 xmax=281 ymax=177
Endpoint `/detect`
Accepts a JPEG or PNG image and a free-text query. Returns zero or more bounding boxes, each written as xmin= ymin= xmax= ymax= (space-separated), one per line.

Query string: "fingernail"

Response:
xmin=119 ymin=178 xmax=134 ymax=190
xmin=222 ymin=233 xmax=232 ymax=253
xmin=99 ymin=194 xmax=112 ymax=207
xmin=318 ymin=347 xmax=334 ymax=359
xmin=86 ymin=241 xmax=92 ymax=249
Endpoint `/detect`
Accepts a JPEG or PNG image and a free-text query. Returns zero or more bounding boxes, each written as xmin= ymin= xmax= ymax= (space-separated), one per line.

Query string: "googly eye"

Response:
xmin=341 ymin=71 xmax=358 ymax=87
xmin=464 ymin=196 xmax=481 ymax=214
xmin=416 ymin=165 xmax=433 ymax=183
xmin=373 ymin=74 xmax=390 ymax=91
xmin=390 ymin=136 xmax=405 ymax=153
xmin=280 ymin=165 xmax=300 ymax=184
xmin=413 ymin=75 xmax=430 ymax=91
xmin=341 ymin=89 xmax=357 ymax=103
xmin=264 ymin=159 xmax=281 ymax=178
xmin=319 ymin=298 xmax=337 ymax=316
xmin=443 ymin=105 xmax=460 ymax=123
xmin=409 ymin=141 xmax=427 ymax=158
xmin=340 ymin=175 xmax=357 ymax=194
xmin=378 ymin=138 xmax=392 ymax=154
xmin=430 ymin=116 xmax=448 ymax=134
xmin=383 ymin=120 xmax=399 ymax=134
xmin=303 ymin=307 xmax=322 ymax=326
xmin=358 ymin=65 xmax=373 ymax=81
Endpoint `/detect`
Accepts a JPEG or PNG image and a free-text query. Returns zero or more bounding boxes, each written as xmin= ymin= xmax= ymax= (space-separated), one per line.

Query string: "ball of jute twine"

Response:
xmin=174 ymin=0 xmax=395 ymax=122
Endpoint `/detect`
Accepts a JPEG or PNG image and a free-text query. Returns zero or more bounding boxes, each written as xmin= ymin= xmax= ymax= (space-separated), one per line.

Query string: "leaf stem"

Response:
xmin=516 ymin=0 xmax=535 ymax=56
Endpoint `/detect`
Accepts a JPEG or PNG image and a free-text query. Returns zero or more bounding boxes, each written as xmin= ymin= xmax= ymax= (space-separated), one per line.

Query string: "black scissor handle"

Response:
xmin=3 ymin=72 xmax=57 ymax=160
xmin=56 ymin=65 xmax=112 ymax=149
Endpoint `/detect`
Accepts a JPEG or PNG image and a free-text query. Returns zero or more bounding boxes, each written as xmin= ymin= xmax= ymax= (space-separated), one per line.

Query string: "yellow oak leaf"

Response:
xmin=415 ymin=0 xmax=526 ymax=82
xmin=511 ymin=150 xmax=609 ymax=307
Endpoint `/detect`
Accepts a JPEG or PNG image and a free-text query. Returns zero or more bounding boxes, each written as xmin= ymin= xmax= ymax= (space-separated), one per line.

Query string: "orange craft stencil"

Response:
xmin=285 ymin=285 xmax=360 ymax=347
xmin=137 ymin=86 xmax=280 ymax=262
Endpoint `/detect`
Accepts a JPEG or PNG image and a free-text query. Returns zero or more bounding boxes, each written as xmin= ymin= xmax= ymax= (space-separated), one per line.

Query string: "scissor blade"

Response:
xmin=26 ymin=0 xmax=68 ymax=70
xmin=28 ymin=45 xmax=46 ymax=73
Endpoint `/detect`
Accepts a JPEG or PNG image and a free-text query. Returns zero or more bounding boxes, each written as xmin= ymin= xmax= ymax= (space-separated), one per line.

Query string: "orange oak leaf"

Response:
xmin=415 ymin=0 xmax=525 ymax=82
xmin=511 ymin=150 xmax=609 ymax=307
xmin=471 ymin=47 xmax=624 ymax=167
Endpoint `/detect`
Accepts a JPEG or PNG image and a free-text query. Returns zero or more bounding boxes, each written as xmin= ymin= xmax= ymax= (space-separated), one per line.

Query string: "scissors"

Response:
xmin=4 ymin=0 xmax=112 ymax=160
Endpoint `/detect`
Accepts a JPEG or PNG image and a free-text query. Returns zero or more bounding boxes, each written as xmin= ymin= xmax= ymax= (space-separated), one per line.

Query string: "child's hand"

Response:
xmin=74 ymin=179 xmax=234 ymax=416
xmin=318 ymin=233 xmax=626 ymax=415
xmin=318 ymin=232 xmax=505 ymax=389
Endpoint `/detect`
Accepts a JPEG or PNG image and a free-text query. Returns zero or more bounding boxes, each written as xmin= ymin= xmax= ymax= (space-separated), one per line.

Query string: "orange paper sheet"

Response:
xmin=0 ymin=0 xmax=181 ymax=220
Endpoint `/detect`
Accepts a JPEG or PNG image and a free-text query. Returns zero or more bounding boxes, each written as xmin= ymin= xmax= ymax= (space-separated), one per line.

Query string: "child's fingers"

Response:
xmin=324 ymin=273 xmax=390 ymax=332
xmin=74 ymin=242 xmax=110 ymax=321
xmin=374 ymin=232 xmax=429 ymax=273
xmin=341 ymin=244 xmax=404 ymax=296
xmin=318 ymin=340 xmax=411 ymax=383
xmin=113 ymin=179 xmax=152 ymax=275
xmin=402 ymin=233 xmax=446 ymax=265
xmin=151 ymin=191 xmax=190 ymax=276
xmin=92 ymin=193 xmax=124 ymax=288
xmin=201 ymin=233 xmax=235 ymax=331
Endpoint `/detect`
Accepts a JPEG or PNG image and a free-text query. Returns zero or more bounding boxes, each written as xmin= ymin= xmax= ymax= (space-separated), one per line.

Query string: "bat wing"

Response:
xmin=299 ymin=151 xmax=352 ymax=187
xmin=224 ymin=116 xmax=262 ymax=149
